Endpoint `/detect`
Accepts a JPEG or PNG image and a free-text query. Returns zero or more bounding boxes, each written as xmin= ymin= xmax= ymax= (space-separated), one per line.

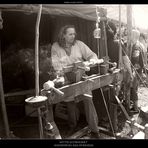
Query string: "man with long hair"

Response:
xmin=51 ymin=25 xmax=104 ymax=138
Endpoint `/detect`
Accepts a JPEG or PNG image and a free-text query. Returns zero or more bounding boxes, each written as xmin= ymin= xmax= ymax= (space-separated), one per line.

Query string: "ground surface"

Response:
xmin=138 ymin=86 xmax=148 ymax=108
xmin=115 ymin=86 xmax=148 ymax=139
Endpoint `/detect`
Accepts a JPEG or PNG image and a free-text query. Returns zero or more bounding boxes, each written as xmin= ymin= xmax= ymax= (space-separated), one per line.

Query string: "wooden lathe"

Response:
xmin=38 ymin=60 xmax=123 ymax=139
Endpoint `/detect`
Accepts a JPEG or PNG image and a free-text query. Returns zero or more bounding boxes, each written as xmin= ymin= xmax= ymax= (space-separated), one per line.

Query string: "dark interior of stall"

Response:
xmin=1 ymin=11 xmax=110 ymax=138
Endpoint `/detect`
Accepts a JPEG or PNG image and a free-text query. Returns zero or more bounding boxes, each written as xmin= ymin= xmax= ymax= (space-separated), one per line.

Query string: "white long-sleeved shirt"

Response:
xmin=51 ymin=40 xmax=98 ymax=73
xmin=51 ymin=40 xmax=98 ymax=102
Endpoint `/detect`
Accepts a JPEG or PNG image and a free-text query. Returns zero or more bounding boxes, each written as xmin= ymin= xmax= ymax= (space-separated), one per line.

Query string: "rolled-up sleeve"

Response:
xmin=79 ymin=41 xmax=98 ymax=61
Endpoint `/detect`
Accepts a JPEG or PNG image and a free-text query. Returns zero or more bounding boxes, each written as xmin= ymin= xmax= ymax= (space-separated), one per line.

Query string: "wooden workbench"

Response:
xmin=42 ymin=69 xmax=123 ymax=105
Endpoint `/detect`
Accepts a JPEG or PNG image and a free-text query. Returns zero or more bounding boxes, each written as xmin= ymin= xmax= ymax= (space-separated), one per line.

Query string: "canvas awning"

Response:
xmin=0 ymin=4 xmax=127 ymax=23
xmin=0 ymin=4 xmax=148 ymax=30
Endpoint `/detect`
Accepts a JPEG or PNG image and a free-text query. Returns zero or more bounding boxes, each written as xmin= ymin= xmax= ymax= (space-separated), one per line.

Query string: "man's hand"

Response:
xmin=83 ymin=59 xmax=104 ymax=70
xmin=82 ymin=61 xmax=90 ymax=71
xmin=83 ymin=61 xmax=90 ymax=67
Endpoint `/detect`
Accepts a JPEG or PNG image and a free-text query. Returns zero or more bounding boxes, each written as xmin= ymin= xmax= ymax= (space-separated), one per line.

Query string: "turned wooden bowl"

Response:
xmin=25 ymin=96 xmax=48 ymax=108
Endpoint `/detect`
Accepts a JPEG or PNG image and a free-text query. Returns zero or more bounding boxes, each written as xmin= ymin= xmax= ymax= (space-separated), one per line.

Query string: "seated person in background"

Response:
xmin=51 ymin=25 xmax=104 ymax=138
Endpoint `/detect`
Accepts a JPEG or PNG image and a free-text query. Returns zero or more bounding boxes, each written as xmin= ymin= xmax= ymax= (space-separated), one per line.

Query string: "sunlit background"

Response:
xmin=132 ymin=5 xmax=148 ymax=30
xmin=95 ymin=4 xmax=148 ymax=31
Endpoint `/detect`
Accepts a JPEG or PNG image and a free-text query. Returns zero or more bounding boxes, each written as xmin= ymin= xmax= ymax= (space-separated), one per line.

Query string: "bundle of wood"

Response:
xmin=2 ymin=43 xmax=56 ymax=93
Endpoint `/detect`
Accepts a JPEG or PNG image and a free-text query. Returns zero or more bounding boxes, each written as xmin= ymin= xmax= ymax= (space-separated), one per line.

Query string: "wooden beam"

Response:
xmin=126 ymin=120 xmax=145 ymax=131
xmin=35 ymin=4 xmax=42 ymax=97
xmin=43 ymin=69 xmax=123 ymax=104
xmin=68 ymin=126 xmax=89 ymax=139
xmin=35 ymin=4 xmax=43 ymax=139
xmin=4 ymin=89 xmax=35 ymax=97
xmin=118 ymin=5 xmax=123 ymax=69
xmin=68 ymin=126 xmax=115 ymax=139
xmin=0 ymin=41 xmax=10 ymax=138
xmin=127 ymin=5 xmax=132 ymax=59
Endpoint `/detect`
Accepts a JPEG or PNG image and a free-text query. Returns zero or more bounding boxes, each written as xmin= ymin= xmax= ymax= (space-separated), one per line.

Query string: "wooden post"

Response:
xmin=127 ymin=5 xmax=132 ymax=59
xmin=103 ymin=21 xmax=108 ymax=58
xmin=0 ymin=10 xmax=10 ymax=138
xmin=126 ymin=5 xmax=132 ymax=114
xmin=118 ymin=5 xmax=122 ymax=69
xmin=108 ymin=87 xmax=118 ymax=133
xmin=35 ymin=4 xmax=43 ymax=139
xmin=0 ymin=41 xmax=10 ymax=138
xmin=109 ymin=102 xmax=118 ymax=132
xmin=35 ymin=4 xmax=42 ymax=97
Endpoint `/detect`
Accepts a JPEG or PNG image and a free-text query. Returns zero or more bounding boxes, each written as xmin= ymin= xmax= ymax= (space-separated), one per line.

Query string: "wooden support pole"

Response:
xmin=0 ymin=41 xmax=10 ymax=138
xmin=0 ymin=10 xmax=10 ymax=138
xmin=127 ymin=5 xmax=132 ymax=59
xmin=35 ymin=4 xmax=42 ymax=97
xmin=118 ymin=5 xmax=122 ymax=69
xmin=103 ymin=21 xmax=108 ymax=58
xmin=108 ymin=87 xmax=118 ymax=133
xmin=35 ymin=4 xmax=43 ymax=139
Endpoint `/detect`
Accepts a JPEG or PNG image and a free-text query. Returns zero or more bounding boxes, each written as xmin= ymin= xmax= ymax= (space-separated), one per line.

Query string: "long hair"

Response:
xmin=57 ymin=25 xmax=77 ymax=48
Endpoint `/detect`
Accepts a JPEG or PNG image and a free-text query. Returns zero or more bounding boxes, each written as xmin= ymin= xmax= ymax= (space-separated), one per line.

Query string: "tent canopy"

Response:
xmin=0 ymin=4 xmax=126 ymax=22
xmin=0 ymin=4 xmax=148 ymax=30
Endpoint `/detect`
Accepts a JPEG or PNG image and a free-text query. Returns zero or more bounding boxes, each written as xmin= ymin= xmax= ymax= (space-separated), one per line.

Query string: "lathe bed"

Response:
xmin=41 ymin=69 xmax=123 ymax=104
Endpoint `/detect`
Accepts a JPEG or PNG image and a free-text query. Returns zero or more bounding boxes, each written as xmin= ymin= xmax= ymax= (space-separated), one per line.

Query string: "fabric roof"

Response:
xmin=0 ymin=4 xmax=148 ymax=29
xmin=0 ymin=4 xmax=128 ymax=22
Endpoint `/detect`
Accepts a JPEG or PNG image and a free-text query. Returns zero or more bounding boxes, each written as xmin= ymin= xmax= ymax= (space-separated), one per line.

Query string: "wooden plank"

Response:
xmin=44 ymin=69 xmax=123 ymax=104
xmin=4 ymin=89 xmax=35 ymax=97
xmin=68 ymin=126 xmax=89 ymax=139
xmin=126 ymin=120 xmax=145 ymax=131
xmin=127 ymin=5 xmax=132 ymax=59
xmin=98 ymin=126 xmax=115 ymax=137
xmin=68 ymin=126 xmax=115 ymax=139
xmin=0 ymin=40 xmax=10 ymax=138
